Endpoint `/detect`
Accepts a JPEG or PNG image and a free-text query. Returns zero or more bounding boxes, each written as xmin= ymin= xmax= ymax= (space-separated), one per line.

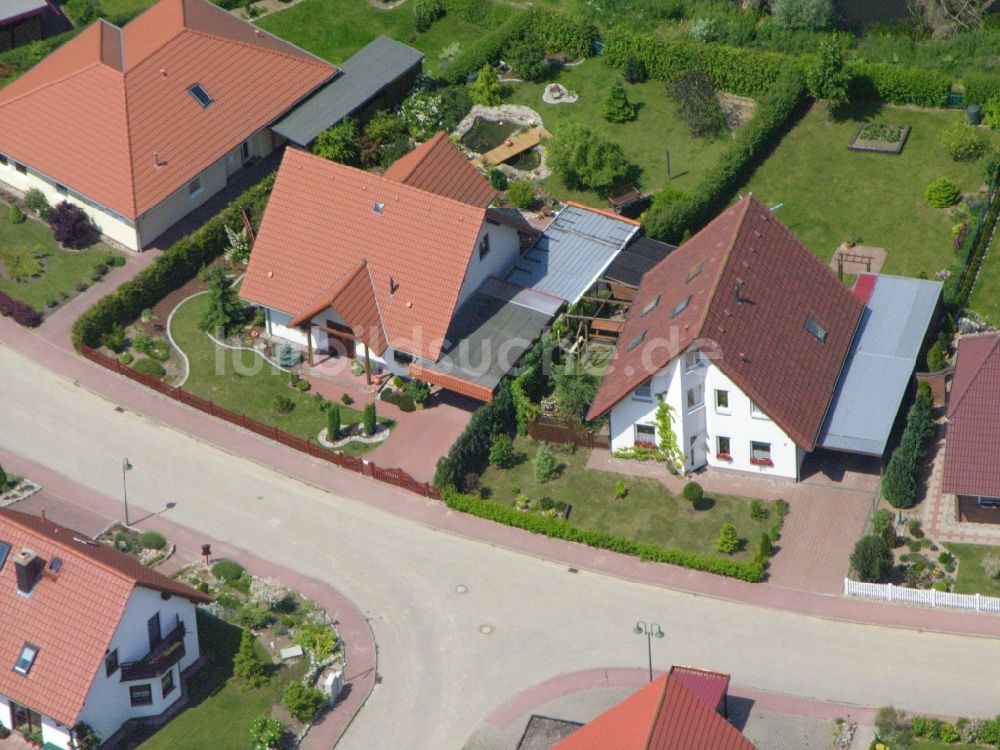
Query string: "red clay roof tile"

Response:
xmin=0 ymin=0 xmax=334 ymax=220
xmin=241 ymin=147 xmax=487 ymax=362
xmin=588 ymin=195 xmax=864 ymax=450
xmin=383 ymin=131 xmax=496 ymax=207
xmin=0 ymin=509 xmax=209 ymax=727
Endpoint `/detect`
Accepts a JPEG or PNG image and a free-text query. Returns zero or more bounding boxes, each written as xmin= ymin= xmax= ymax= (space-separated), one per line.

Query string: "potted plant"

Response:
xmin=548 ymin=83 xmax=563 ymax=100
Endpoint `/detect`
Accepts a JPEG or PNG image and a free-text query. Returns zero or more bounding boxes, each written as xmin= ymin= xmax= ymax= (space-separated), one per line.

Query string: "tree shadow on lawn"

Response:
xmin=692 ymin=495 xmax=716 ymax=511
xmin=829 ymin=99 xmax=885 ymax=124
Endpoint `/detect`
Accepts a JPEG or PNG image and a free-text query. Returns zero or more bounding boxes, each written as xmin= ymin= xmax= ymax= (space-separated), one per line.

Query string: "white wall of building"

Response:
xmin=454 ymin=219 xmax=522 ymax=309
xmin=265 ymin=308 xmax=329 ymax=353
xmin=76 ymin=587 xmax=200 ymax=744
xmin=0 ymin=696 xmax=10 ymax=733
xmin=40 ymin=715 xmax=73 ymax=749
xmin=608 ymin=349 xmax=801 ymax=480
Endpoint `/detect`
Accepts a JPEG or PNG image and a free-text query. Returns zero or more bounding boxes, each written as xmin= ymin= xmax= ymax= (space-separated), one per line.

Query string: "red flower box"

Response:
xmin=716 ymin=453 xmax=732 ymax=462
xmin=634 ymin=440 xmax=659 ymax=450
xmin=750 ymin=457 xmax=773 ymax=467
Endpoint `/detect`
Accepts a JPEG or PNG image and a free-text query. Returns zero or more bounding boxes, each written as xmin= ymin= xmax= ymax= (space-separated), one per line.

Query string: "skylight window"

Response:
xmin=686 ymin=261 xmax=705 ymax=283
xmin=373 ymin=202 xmax=385 ymax=214
xmin=0 ymin=541 xmax=9 ymax=572
xmin=805 ymin=315 xmax=828 ymax=343
xmin=14 ymin=644 xmax=38 ymax=676
xmin=671 ymin=295 xmax=691 ymax=318
xmin=625 ymin=331 xmax=646 ymax=352
xmin=188 ymin=83 xmax=213 ymax=108
xmin=640 ymin=295 xmax=660 ymax=317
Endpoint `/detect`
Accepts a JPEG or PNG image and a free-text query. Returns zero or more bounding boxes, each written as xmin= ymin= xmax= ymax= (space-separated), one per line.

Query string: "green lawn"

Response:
xmin=479 ymin=437 xmax=774 ymax=559
xmin=0 ymin=211 xmax=121 ymax=311
xmin=169 ymin=292 xmax=388 ymax=456
xmin=508 ymin=59 xmax=731 ymax=207
xmin=257 ymin=0 xmax=489 ymax=65
xmin=140 ymin=611 xmax=306 ymax=750
xmin=99 ymin=0 xmax=156 ymax=17
xmin=944 ymin=542 xmax=1000 ymax=596
xmin=968 ymin=230 xmax=1000 ymax=323
xmin=741 ymin=103 xmax=995 ymax=276
xmin=913 ymin=742 xmax=981 ymax=750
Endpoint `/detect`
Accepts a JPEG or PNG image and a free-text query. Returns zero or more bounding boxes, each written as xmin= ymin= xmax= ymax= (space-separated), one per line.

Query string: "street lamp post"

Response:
xmin=633 ymin=620 xmax=664 ymax=682
xmin=122 ymin=458 xmax=133 ymax=526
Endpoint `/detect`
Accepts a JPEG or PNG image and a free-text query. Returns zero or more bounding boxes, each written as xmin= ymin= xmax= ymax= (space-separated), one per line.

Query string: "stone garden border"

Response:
xmin=318 ymin=423 xmax=391 ymax=449
xmin=0 ymin=480 xmax=41 ymax=508
xmin=453 ymin=104 xmax=552 ymax=181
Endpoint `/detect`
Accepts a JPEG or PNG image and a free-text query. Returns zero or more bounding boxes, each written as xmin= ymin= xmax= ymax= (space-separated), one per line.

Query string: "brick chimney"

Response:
xmin=15 ymin=549 xmax=44 ymax=595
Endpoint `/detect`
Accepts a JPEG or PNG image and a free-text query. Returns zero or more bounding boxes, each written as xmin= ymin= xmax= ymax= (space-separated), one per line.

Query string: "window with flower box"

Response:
xmin=716 ymin=436 xmax=731 ymax=461
xmin=634 ymin=423 xmax=656 ymax=449
xmin=750 ymin=441 xmax=772 ymax=466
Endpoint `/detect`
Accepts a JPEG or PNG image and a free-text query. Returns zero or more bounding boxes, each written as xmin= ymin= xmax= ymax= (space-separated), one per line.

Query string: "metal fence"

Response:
xmin=527 ymin=416 xmax=611 ymax=450
xmin=81 ymin=345 xmax=441 ymax=500
xmin=844 ymin=578 xmax=1000 ymax=614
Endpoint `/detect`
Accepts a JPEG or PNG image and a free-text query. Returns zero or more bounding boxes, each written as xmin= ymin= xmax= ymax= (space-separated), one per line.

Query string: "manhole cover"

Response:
xmin=455 ymin=584 xmax=468 ymax=594
xmin=479 ymin=624 xmax=494 ymax=635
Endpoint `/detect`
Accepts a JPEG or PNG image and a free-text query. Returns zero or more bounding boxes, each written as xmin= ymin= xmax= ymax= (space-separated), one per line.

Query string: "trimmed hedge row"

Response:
xmin=434 ymin=380 xmax=516 ymax=489
xmin=0 ymin=291 xmax=42 ymax=328
xmin=443 ymin=489 xmax=765 ymax=582
xmin=71 ymin=174 xmax=274 ymax=350
xmin=965 ymin=71 xmax=1000 ymax=107
xmin=441 ymin=12 xmax=533 ymax=84
xmin=644 ymin=64 xmax=809 ymax=244
xmin=847 ymin=61 xmax=951 ymax=109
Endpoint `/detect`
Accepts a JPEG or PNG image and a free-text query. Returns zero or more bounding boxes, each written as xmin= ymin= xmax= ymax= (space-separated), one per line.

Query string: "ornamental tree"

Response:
xmin=603 ymin=81 xmax=636 ymax=123
xmin=715 ymin=523 xmax=740 ymax=554
xmin=850 ymin=535 xmax=893 ymax=582
xmin=199 ymin=266 xmax=246 ymax=337
xmin=470 ymin=65 xmax=505 ymax=106
xmin=232 ymin=628 xmax=268 ymax=687
xmin=806 ymin=37 xmax=850 ymax=110
xmin=548 ymin=124 xmax=634 ymax=195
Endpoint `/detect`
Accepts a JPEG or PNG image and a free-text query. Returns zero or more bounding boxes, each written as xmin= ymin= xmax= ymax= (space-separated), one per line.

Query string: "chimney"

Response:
xmin=39 ymin=507 xmax=46 ymax=524
xmin=15 ymin=549 xmax=44 ymax=595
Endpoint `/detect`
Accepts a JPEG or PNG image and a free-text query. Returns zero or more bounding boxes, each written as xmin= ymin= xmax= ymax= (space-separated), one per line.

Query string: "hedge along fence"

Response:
xmin=847 ymin=61 xmax=951 ymax=109
xmin=953 ymin=182 xmax=1000 ymax=309
xmin=963 ymin=71 xmax=1000 ymax=107
xmin=71 ymin=174 xmax=275 ymax=351
xmin=443 ymin=489 xmax=765 ymax=582
xmin=440 ymin=8 xmax=597 ymax=85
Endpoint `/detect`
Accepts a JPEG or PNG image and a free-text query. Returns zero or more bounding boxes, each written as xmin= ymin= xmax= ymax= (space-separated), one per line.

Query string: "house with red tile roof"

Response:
xmin=241 ymin=139 xmax=640 ymax=401
xmin=0 ymin=509 xmax=211 ymax=749
xmin=549 ymin=667 xmax=755 ymax=750
xmin=942 ymin=333 xmax=1000 ymax=518
xmin=0 ymin=0 xmax=337 ymax=250
xmin=588 ymin=195 xmax=865 ymax=479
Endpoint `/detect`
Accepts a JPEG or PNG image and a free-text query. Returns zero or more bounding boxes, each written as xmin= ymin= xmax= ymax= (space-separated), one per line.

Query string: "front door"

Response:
xmin=10 ymin=702 xmax=42 ymax=734
xmin=689 ymin=433 xmax=707 ymax=470
xmin=326 ymin=320 xmax=355 ymax=359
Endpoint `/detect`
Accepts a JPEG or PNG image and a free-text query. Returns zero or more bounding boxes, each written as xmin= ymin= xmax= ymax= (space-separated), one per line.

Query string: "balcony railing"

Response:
xmin=120 ymin=619 xmax=186 ymax=682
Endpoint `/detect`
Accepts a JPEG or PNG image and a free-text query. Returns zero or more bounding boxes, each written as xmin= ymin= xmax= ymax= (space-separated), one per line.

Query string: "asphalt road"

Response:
xmin=0 ymin=343 xmax=996 ymax=749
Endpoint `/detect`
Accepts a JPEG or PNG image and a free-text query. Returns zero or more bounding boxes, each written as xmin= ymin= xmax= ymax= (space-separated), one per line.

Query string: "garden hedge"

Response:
xmin=847 ymin=62 xmax=951 ymax=109
xmin=0 ymin=291 xmax=42 ymax=328
xmin=434 ymin=380 xmax=516 ymax=489
xmin=644 ymin=64 xmax=809 ymax=244
xmin=71 ymin=174 xmax=274 ymax=350
xmin=443 ymin=489 xmax=765 ymax=582
xmin=954 ymin=186 xmax=1000 ymax=309
xmin=964 ymin=71 xmax=1000 ymax=107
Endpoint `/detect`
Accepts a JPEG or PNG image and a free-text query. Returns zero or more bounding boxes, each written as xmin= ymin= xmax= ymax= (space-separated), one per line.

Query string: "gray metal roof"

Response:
xmin=603 ymin=235 xmax=676 ymax=287
xmin=414 ymin=278 xmax=554 ymax=392
xmin=271 ymin=36 xmax=424 ymax=147
xmin=504 ymin=205 xmax=638 ymax=302
xmin=1 ymin=0 xmax=48 ymax=23
xmin=818 ymin=274 xmax=942 ymax=455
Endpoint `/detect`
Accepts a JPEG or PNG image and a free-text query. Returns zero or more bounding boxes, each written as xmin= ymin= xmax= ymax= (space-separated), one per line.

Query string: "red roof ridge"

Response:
xmin=949 ymin=333 xmax=1000 ymax=418
xmin=181 ymin=26 xmax=335 ymax=74
xmin=695 ymin=194 xmax=755 ymax=341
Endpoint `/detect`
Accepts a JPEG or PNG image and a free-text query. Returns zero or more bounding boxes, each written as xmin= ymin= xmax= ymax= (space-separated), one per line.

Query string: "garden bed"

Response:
xmin=95 ymin=523 xmax=174 ymax=569
xmin=0 ymin=474 xmax=40 ymax=507
xmin=848 ymin=122 xmax=911 ymax=154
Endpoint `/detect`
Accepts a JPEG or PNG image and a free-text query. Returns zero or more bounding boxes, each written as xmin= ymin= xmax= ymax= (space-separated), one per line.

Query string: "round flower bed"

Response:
xmin=318 ymin=423 xmax=391 ymax=449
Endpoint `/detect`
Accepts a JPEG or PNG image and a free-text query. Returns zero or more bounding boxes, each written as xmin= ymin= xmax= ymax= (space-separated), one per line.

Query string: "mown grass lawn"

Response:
xmin=968 ymin=230 xmax=1000 ymax=323
xmin=256 ymin=0 xmax=488 ymax=65
xmin=479 ymin=437 xmax=774 ymax=559
xmin=139 ymin=611 xmax=307 ymax=750
xmin=169 ymin=292 xmax=388 ymax=456
xmin=0 ymin=211 xmax=121 ymax=311
xmin=99 ymin=0 xmax=156 ymax=17
xmin=741 ymin=102 xmax=996 ymax=277
xmin=509 ymin=59 xmax=731 ymax=207
xmin=943 ymin=542 xmax=1000 ymax=596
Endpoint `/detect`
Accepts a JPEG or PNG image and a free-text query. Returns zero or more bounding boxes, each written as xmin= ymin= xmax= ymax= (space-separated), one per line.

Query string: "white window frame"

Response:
xmin=750 ymin=400 xmax=769 ymax=420
xmin=684 ymin=349 xmax=702 ymax=371
xmin=240 ymin=139 xmax=252 ymax=164
xmin=13 ymin=644 xmax=38 ymax=675
xmin=188 ymin=176 xmax=203 ymax=198
xmin=715 ymin=389 xmax=729 ymax=413
xmin=635 ymin=423 xmax=656 ymax=445
xmin=716 ymin=435 xmax=731 ymax=459
xmin=750 ymin=441 xmax=772 ymax=466
xmin=686 ymin=384 xmax=704 ymax=412
xmin=632 ymin=382 xmax=653 ymax=402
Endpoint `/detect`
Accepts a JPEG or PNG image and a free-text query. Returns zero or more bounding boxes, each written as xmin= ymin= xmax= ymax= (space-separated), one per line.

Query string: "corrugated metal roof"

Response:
xmin=1 ymin=0 xmax=49 ymax=23
xmin=411 ymin=278 xmax=553 ymax=396
xmin=504 ymin=204 xmax=638 ymax=302
xmin=271 ymin=36 xmax=424 ymax=147
xmin=818 ymin=274 xmax=942 ymax=455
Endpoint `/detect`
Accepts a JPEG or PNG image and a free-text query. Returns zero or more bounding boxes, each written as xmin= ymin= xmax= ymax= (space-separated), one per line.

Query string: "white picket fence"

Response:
xmin=844 ymin=578 xmax=1000 ymax=614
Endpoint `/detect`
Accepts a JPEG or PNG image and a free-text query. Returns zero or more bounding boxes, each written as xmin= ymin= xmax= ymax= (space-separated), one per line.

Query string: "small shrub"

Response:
xmin=232 ymin=628 xmax=268 ymax=687
xmin=272 ymin=394 xmax=295 ymax=415
xmin=682 ymin=481 xmax=704 ymax=504
xmin=249 ymin=716 xmax=284 ymax=750
xmin=341 ymin=393 xmax=354 ymax=406
xmin=985 ymin=98 xmax=1000 ymax=129
xmin=770 ymin=0 xmax=832 ymax=29
xmin=547 ymin=124 xmax=634 ymax=195
xmin=212 ymin=560 xmax=246 ymax=582
xmin=8 ymin=205 xmax=25 ymax=224
xmin=938 ymin=550 xmax=954 ymax=565
xmin=506 ymin=179 xmax=535 ymax=210
xmin=326 ymin=404 xmax=341 ymax=440
xmin=48 ymin=201 xmax=99 ymax=249
xmin=938 ymin=722 xmax=959 ymax=743
xmin=925 ymin=177 xmax=961 ymax=208
xmin=749 ymin=499 xmax=768 ymax=521
xmin=237 ymin=605 xmax=273 ymax=629
xmin=757 ymin=531 xmax=774 ymax=560
xmin=470 ymin=64 xmax=505 ymax=106
xmin=120 ymin=352 xmax=134 ymax=365
xmin=506 ymin=36 xmax=547 ymax=82
xmin=532 ymin=442 xmax=559 ymax=483
xmin=132 ymin=358 xmax=166 ymax=380
xmin=614 ymin=480 xmax=628 ymax=499
xmin=24 ymin=188 xmax=49 ymax=218
xmin=715 ymin=523 xmax=739 ymax=554
xmin=941 ymin=123 xmax=988 ymax=162
xmin=406 ymin=378 xmax=431 ymax=404
xmin=138 ymin=530 xmax=166 ymax=550
xmin=362 ymin=401 xmax=377 ymax=435
xmin=71 ymin=722 xmax=100 ymax=750
xmin=982 ymin=553 xmax=1000 ymax=578
xmin=413 ymin=0 xmax=445 ymax=32
xmin=489 ymin=433 xmax=516 ymax=468
xmin=602 ymin=80 xmax=636 ymax=123
xmin=282 ymin=683 xmax=327 ymax=722
xmin=871 ymin=508 xmax=897 ymax=548
xmin=0 ymin=464 xmax=6 ymax=489
xmin=488 ymin=168 xmax=509 ymax=191
xmin=622 ymin=56 xmax=647 ymax=84
xmin=249 ymin=577 xmax=287 ymax=609
xmin=101 ymin=324 xmax=127 ymax=354
xmin=313 ymin=118 xmax=360 ymax=165
xmin=907 ymin=518 xmax=923 ymax=538
xmin=65 ymin=0 xmax=98 ymax=25
xmin=926 ymin=341 xmax=947 ymax=371
xmin=5 ymin=247 xmax=42 ymax=282
xmin=851 ymin=535 xmax=893 ymax=583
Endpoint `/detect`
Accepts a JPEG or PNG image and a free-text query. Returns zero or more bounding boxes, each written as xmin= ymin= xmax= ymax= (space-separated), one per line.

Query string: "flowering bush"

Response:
xmin=250 ymin=577 xmax=287 ymax=609
xmin=400 ymin=85 xmax=446 ymax=141
xmin=0 ymin=291 xmax=42 ymax=327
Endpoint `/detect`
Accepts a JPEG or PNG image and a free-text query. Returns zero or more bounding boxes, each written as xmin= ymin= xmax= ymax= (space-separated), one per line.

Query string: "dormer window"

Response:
xmin=14 ymin=644 xmax=38 ymax=675
xmin=188 ymin=83 xmax=213 ymax=108
xmin=805 ymin=315 xmax=828 ymax=343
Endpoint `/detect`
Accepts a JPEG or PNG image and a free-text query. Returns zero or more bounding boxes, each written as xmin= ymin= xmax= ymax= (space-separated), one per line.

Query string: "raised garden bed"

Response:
xmin=848 ymin=122 xmax=911 ymax=154
xmin=0 ymin=475 xmax=41 ymax=507
xmin=95 ymin=523 xmax=174 ymax=568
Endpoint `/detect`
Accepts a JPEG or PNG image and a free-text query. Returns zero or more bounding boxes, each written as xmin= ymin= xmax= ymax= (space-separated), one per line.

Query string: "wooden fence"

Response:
xmin=81 ymin=346 xmax=441 ymax=500
xmin=527 ymin=416 xmax=611 ymax=450
xmin=844 ymin=578 xmax=1000 ymax=614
